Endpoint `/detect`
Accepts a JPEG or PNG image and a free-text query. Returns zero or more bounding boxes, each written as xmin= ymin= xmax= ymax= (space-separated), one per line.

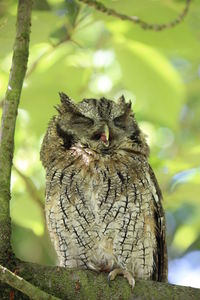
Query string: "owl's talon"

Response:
xmin=108 ymin=268 xmax=135 ymax=289
xmin=107 ymin=274 xmax=112 ymax=287
xmin=123 ymin=271 xmax=135 ymax=290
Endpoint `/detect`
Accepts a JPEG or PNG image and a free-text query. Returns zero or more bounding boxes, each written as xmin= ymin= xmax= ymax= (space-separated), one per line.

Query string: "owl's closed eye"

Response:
xmin=52 ymin=93 xmax=148 ymax=156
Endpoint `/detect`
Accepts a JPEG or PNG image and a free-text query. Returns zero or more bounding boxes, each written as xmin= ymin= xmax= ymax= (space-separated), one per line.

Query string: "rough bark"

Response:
xmin=5 ymin=261 xmax=200 ymax=300
xmin=0 ymin=0 xmax=32 ymax=266
xmin=0 ymin=264 xmax=60 ymax=300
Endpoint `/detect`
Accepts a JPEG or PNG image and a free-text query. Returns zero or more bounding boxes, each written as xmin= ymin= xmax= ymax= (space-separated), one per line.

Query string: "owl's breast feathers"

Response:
xmin=45 ymin=143 xmax=167 ymax=282
xmin=69 ymin=143 xmax=143 ymax=170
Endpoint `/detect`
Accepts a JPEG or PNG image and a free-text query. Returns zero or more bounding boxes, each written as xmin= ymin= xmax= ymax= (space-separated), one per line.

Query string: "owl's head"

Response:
xmin=41 ymin=93 xmax=149 ymax=168
xmin=56 ymin=92 xmax=149 ymax=154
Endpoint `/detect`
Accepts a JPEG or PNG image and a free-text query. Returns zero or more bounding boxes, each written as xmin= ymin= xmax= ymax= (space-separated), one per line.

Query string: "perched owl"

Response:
xmin=40 ymin=93 xmax=168 ymax=288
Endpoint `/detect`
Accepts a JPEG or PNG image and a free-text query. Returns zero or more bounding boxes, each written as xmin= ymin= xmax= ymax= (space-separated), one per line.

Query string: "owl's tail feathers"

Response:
xmin=108 ymin=268 xmax=135 ymax=290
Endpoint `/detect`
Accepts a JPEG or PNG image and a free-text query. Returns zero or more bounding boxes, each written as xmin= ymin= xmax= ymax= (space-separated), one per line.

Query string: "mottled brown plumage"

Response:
xmin=40 ymin=93 xmax=168 ymax=287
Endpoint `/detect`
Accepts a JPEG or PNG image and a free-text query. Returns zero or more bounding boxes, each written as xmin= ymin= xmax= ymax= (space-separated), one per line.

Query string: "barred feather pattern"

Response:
xmin=41 ymin=95 xmax=168 ymax=282
xmin=45 ymin=145 xmax=166 ymax=280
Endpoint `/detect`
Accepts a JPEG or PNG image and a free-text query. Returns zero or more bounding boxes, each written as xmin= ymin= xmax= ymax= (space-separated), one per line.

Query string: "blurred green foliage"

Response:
xmin=0 ymin=0 xmax=200 ymax=272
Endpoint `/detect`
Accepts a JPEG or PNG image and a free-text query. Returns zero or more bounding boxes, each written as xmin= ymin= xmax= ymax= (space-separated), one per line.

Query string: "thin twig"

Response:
xmin=78 ymin=0 xmax=191 ymax=31
xmin=26 ymin=48 xmax=52 ymax=78
xmin=0 ymin=264 xmax=60 ymax=300
xmin=13 ymin=165 xmax=44 ymax=211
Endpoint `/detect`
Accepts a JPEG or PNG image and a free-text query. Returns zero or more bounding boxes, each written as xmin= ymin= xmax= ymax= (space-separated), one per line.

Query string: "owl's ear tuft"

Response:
xmin=127 ymin=100 xmax=132 ymax=110
xmin=54 ymin=104 xmax=62 ymax=114
xmin=59 ymin=92 xmax=78 ymax=113
xmin=117 ymin=95 xmax=126 ymax=105
xmin=117 ymin=95 xmax=132 ymax=111
xmin=124 ymin=100 xmax=132 ymax=116
xmin=59 ymin=92 xmax=71 ymax=105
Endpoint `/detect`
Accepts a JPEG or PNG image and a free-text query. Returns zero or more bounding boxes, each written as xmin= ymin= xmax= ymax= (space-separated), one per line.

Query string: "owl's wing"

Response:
xmin=149 ymin=164 xmax=168 ymax=282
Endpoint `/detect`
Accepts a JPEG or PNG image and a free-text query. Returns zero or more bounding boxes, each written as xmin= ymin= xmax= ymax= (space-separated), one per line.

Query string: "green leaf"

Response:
xmin=49 ymin=25 xmax=69 ymax=45
xmin=64 ymin=0 xmax=80 ymax=26
xmin=33 ymin=0 xmax=51 ymax=11
xmin=113 ymin=37 xmax=185 ymax=129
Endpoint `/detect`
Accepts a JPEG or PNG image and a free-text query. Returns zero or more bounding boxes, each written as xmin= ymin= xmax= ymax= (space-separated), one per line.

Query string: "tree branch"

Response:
xmin=0 ymin=0 xmax=33 ymax=265
xmin=14 ymin=262 xmax=200 ymax=300
xmin=1 ymin=261 xmax=200 ymax=299
xmin=78 ymin=0 xmax=191 ymax=31
xmin=0 ymin=264 xmax=60 ymax=300
xmin=0 ymin=265 xmax=59 ymax=300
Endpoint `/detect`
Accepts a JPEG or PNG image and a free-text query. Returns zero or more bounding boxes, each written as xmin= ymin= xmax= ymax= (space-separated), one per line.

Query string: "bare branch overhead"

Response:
xmin=78 ymin=0 xmax=191 ymax=31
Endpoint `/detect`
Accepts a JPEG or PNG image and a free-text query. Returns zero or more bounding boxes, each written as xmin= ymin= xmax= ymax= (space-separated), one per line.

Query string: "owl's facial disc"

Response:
xmin=54 ymin=94 xmax=149 ymax=157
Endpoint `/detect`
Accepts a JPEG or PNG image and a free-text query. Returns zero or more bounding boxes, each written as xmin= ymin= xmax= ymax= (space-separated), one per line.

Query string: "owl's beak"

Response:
xmin=100 ymin=124 xmax=109 ymax=146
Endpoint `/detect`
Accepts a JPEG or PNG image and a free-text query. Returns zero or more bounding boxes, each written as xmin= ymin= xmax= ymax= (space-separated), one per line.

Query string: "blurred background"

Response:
xmin=0 ymin=0 xmax=200 ymax=288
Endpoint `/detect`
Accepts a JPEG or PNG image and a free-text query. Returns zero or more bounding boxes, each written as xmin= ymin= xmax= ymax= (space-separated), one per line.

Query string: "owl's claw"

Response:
xmin=108 ymin=268 xmax=135 ymax=289
xmin=107 ymin=274 xmax=112 ymax=287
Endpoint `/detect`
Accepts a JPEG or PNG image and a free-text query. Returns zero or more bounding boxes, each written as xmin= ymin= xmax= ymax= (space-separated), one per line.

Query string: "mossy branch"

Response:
xmin=0 ymin=264 xmax=60 ymax=300
xmin=78 ymin=0 xmax=191 ymax=31
xmin=1 ymin=261 xmax=200 ymax=299
xmin=10 ymin=262 xmax=200 ymax=300
xmin=0 ymin=0 xmax=33 ymax=265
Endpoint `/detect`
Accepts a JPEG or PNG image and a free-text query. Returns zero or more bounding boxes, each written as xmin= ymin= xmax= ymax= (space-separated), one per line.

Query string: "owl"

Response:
xmin=40 ymin=93 xmax=168 ymax=288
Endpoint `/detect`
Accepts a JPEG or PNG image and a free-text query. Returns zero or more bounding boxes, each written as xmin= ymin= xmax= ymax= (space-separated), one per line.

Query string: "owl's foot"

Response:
xmin=108 ymin=268 xmax=135 ymax=289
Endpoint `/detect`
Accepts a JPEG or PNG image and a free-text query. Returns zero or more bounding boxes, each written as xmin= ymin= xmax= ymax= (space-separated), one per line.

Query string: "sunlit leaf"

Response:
xmin=173 ymin=225 xmax=198 ymax=252
xmin=169 ymin=168 xmax=200 ymax=192
xmin=113 ymin=37 xmax=185 ymax=129
xmin=64 ymin=0 xmax=80 ymax=26
xmin=49 ymin=25 xmax=69 ymax=45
